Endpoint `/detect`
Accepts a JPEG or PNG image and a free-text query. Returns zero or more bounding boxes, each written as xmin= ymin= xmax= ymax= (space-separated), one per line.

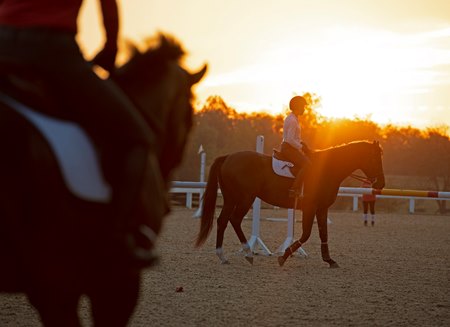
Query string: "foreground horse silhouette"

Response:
xmin=196 ymin=141 xmax=385 ymax=267
xmin=0 ymin=35 xmax=206 ymax=326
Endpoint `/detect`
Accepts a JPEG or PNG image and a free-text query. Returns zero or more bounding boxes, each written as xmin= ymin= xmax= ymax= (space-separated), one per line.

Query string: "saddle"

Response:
xmin=272 ymin=149 xmax=298 ymax=178
xmin=0 ymin=72 xmax=112 ymax=202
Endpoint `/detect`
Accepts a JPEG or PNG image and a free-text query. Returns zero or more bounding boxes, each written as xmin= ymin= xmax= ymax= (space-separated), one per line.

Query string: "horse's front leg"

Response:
xmin=317 ymin=207 xmax=339 ymax=268
xmin=278 ymin=204 xmax=315 ymax=267
xmin=230 ymin=203 xmax=254 ymax=265
xmin=28 ymin=287 xmax=81 ymax=327
xmin=88 ymin=268 xmax=140 ymax=326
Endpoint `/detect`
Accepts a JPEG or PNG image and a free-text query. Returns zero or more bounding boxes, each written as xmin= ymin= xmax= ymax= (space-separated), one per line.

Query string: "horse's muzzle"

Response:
xmin=372 ymin=175 xmax=385 ymax=189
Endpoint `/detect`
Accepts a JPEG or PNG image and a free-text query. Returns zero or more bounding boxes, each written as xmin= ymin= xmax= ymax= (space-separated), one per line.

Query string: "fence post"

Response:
xmin=248 ymin=135 xmax=272 ymax=255
xmin=192 ymin=145 xmax=206 ymax=218
xmin=409 ymin=198 xmax=415 ymax=214
xmin=186 ymin=193 xmax=192 ymax=209
xmin=353 ymin=196 xmax=358 ymax=211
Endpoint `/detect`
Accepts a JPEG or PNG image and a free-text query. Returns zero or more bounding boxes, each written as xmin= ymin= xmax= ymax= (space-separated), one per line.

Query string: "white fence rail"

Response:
xmin=170 ymin=181 xmax=450 ymax=214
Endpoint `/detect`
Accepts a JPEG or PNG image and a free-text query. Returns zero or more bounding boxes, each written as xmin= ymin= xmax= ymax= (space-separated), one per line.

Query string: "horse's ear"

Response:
xmin=189 ymin=64 xmax=208 ymax=86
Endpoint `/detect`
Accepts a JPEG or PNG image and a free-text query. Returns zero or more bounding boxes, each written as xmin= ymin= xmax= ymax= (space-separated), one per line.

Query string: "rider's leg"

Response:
xmin=280 ymin=142 xmax=311 ymax=197
xmin=60 ymin=59 xmax=169 ymax=251
xmin=289 ymin=159 xmax=311 ymax=197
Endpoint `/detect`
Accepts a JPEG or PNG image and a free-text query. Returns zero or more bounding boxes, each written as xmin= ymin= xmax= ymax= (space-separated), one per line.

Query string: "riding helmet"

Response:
xmin=289 ymin=96 xmax=307 ymax=112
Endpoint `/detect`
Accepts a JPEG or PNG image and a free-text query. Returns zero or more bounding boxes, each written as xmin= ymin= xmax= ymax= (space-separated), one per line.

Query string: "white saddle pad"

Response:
xmin=272 ymin=157 xmax=295 ymax=178
xmin=2 ymin=94 xmax=112 ymax=202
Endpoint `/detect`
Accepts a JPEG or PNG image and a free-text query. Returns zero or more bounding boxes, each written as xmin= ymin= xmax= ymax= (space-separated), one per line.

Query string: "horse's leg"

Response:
xmin=278 ymin=204 xmax=316 ymax=267
xmin=89 ymin=270 xmax=140 ymax=327
xmin=215 ymin=203 xmax=235 ymax=264
xmin=229 ymin=200 xmax=255 ymax=265
xmin=317 ymin=207 xmax=339 ymax=268
xmin=28 ymin=289 xmax=81 ymax=327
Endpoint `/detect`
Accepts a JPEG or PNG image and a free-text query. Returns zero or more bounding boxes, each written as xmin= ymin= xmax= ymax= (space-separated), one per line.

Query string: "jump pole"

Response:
xmin=340 ymin=187 xmax=450 ymax=198
xmin=248 ymin=135 xmax=272 ymax=255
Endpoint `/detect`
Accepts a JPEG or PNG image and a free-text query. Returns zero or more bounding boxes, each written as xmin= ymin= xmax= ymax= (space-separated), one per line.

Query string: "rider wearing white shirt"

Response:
xmin=283 ymin=111 xmax=302 ymax=150
xmin=281 ymin=96 xmax=311 ymax=196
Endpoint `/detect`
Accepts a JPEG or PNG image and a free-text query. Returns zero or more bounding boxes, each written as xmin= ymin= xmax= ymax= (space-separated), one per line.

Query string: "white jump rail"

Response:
xmin=170 ymin=183 xmax=450 ymax=214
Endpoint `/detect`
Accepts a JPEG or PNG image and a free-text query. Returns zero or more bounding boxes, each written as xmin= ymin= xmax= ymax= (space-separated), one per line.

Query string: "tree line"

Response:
xmin=175 ymin=95 xmax=450 ymax=213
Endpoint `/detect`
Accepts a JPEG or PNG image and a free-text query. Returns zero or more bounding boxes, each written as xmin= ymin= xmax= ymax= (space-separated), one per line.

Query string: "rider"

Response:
xmin=281 ymin=95 xmax=312 ymax=197
xmin=0 ymin=1 xmax=166 ymax=245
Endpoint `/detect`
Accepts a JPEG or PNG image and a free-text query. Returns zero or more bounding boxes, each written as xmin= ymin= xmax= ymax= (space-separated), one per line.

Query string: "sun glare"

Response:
xmin=197 ymin=25 xmax=449 ymax=128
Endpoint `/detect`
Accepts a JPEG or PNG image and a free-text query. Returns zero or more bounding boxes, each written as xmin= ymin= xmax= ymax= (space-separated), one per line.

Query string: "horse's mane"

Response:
xmin=315 ymin=140 xmax=371 ymax=153
xmin=114 ymin=33 xmax=185 ymax=84
xmin=312 ymin=140 xmax=381 ymax=157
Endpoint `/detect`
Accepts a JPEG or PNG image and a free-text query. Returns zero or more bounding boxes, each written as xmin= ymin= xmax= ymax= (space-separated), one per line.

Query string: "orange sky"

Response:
xmin=79 ymin=0 xmax=450 ymax=129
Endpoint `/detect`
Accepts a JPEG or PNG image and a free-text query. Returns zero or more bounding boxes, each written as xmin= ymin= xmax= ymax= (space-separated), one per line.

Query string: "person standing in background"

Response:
xmin=362 ymin=180 xmax=376 ymax=226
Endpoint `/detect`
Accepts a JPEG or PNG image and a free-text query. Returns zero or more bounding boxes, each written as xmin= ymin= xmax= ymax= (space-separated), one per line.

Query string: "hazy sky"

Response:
xmin=79 ymin=0 xmax=450 ymax=129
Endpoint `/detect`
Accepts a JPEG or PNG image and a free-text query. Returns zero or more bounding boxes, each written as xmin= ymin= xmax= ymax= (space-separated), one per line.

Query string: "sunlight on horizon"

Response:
xmin=79 ymin=0 xmax=450 ymax=130
xmin=196 ymin=25 xmax=450 ymax=129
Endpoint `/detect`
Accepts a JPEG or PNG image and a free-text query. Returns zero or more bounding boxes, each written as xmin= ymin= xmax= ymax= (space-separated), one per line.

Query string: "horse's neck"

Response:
xmin=314 ymin=147 xmax=361 ymax=183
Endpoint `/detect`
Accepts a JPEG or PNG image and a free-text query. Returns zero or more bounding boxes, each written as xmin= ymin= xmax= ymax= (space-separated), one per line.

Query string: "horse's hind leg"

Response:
xmin=215 ymin=203 xmax=235 ymax=264
xmin=230 ymin=200 xmax=255 ymax=265
xmin=317 ymin=208 xmax=339 ymax=268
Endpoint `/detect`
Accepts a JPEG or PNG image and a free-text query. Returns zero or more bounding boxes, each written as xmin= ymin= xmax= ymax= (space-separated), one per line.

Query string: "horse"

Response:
xmin=0 ymin=34 xmax=206 ymax=326
xmin=195 ymin=141 xmax=385 ymax=268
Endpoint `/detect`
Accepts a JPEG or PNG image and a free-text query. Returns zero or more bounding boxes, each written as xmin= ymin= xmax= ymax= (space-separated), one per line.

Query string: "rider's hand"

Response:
xmin=301 ymin=141 xmax=311 ymax=155
xmin=91 ymin=44 xmax=118 ymax=73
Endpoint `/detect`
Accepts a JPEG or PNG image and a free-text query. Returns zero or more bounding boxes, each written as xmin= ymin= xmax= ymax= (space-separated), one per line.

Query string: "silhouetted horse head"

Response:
xmin=113 ymin=34 xmax=207 ymax=182
xmin=355 ymin=140 xmax=385 ymax=189
xmin=110 ymin=35 xmax=207 ymax=251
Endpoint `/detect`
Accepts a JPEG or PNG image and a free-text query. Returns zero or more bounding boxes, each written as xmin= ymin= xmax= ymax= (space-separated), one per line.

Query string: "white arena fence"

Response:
xmin=170 ymin=181 xmax=450 ymax=214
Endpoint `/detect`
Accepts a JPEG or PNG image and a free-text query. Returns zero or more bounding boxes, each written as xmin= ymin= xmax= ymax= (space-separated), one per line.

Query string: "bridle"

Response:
xmin=350 ymin=173 xmax=373 ymax=184
xmin=350 ymin=172 xmax=383 ymax=185
xmin=350 ymin=146 xmax=384 ymax=186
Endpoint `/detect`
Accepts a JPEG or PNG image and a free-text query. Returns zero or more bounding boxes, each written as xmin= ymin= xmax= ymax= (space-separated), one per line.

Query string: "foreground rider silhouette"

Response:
xmin=280 ymin=95 xmax=312 ymax=197
xmin=0 ymin=0 xmax=166 ymax=255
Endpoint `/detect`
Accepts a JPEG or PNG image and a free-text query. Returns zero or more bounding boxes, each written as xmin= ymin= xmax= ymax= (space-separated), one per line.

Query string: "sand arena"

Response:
xmin=1 ymin=207 xmax=449 ymax=326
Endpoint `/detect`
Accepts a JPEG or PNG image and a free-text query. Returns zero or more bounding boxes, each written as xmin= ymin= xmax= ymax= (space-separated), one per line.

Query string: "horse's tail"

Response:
xmin=195 ymin=155 xmax=228 ymax=247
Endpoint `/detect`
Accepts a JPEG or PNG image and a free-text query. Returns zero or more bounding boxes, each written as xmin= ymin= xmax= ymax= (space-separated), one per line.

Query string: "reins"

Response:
xmin=349 ymin=173 xmax=374 ymax=184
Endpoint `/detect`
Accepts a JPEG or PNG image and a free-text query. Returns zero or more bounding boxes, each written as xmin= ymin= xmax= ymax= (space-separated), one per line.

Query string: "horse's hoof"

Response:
xmin=329 ymin=262 xmax=340 ymax=268
xmin=220 ymin=260 xmax=230 ymax=265
xmin=278 ymin=256 xmax=286 ymax=267
xmin=245 ymin=256 xmax=254 ymax=265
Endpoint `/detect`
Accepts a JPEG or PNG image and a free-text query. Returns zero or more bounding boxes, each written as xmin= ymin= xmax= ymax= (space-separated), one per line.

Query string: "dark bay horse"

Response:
xmin=196 ymin=141 xmax=385 ymax=267
xmin=0 ymin=35 xmax=206 ymax=326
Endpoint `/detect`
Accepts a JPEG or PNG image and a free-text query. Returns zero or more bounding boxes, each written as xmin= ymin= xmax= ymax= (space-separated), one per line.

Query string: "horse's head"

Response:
xmin=113 ymin=34 xmax=207 ymax=184
xmin=111 ymin=34 xmax=206 ymax=265
xmin=360 ymin=141 xmax=385 ymax=189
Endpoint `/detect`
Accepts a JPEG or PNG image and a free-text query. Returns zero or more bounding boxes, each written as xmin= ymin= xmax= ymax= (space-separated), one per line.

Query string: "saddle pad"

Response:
xmin=1 ymin=93 xmax=112 ymax=202
xmin=272 ymin=157 xmax=295 ymax=178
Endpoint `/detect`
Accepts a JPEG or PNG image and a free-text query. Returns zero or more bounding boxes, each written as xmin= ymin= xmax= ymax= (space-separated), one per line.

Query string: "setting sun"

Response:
xmin=79 ymin=0 xmax=450 ymax=129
